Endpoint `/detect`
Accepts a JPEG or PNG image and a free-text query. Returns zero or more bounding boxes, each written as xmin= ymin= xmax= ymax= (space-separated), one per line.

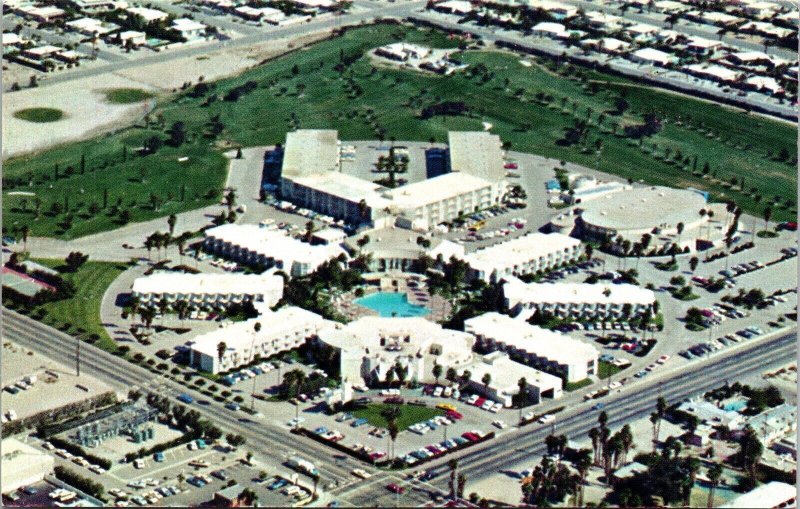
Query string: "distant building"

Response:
xmin=279 ymin=130 xmax=506 ymax=231
xmin=629 ymin=47 xmax=678 ymax=67
xmin=720 ymin=481 xmax=796 ymax=509
xmin=462 ymin=232 xmax=582 ymax=283
xmin=171 ymin=18 xmax=206 ymax=39
xmin=67 ymin=17 xmax=120 ymax=35
xmin=460 ymin=351 xmax=563 ymax=406
xmin=464 ymin=312 xmax=599 ymax=383
xmin=374 ymin=42 xmax=431 ymax=62
xmin=747 ymin=404 xmax=797 ymax=444
xmin=126 ymin=6 xmax=169 ymax=22
xmin=432 ymin=0 xmax=473 ymax=15
xmin=503 ymin=278 xmax=657 ymax=320
xmin=16 ymin=5 xmax=67 ymax=22
xmin=131 ymin=272 xmax=284 ymax=311
xmin=117 ymin=30 xmax=146 ymax=47
xmin=1 ymin=438 xmax=55 ymax=494
xmin=190 ymin=307 xmax=327 ymax=373
xmin=203 ymin=223 xmax=347 ymax=277
xmin=676 ymin=399 xmax=745 ymax=429
xmin=316 ymin=316 xmax=476 ymax=386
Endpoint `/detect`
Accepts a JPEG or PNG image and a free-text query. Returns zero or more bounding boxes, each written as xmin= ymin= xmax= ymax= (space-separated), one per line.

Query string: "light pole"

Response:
xmin=76 ymin=335 xmax=81 ymax=377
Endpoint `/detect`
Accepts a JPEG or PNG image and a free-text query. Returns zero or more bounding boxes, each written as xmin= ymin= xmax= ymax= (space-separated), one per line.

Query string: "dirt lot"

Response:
xmin=2 ymin=30 xmax=331 ymax=159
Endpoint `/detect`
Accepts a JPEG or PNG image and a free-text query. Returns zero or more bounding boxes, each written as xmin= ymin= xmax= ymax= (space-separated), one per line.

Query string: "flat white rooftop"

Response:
xmin=291 ymin=171 xmax=392 ymax=209
xmin=466 ymin=351 xmax=562 ymax=393
xmin=132 ymin=272 xmax=283 ymax=296
xmin=205 ymin=224 xmax=346 ymax=265
xmin=465 ymin=312 xmax=598 ymax=365
xmin=504 ymin=279 xmax=656 ymax=306
xmin=192 ymin=307 xmax=326 ymax=357
xmin=448 ymin=131 xmax=505 ymax=181
xmin=387 ymin=172 xmax=493 ymax=210
xmin=283 ymin=129 xmax=339 ymax=178
xmin=464 ymin=232 xmax=581 ymax=271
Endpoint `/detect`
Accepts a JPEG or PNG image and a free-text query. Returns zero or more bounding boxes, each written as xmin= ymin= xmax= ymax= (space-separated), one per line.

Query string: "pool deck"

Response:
xmin=336 ymin=274 xmax=452 ymax=323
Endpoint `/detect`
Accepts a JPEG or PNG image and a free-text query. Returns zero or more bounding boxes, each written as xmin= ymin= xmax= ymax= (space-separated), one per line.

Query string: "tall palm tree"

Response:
xmin=685 ymin=456 xmax=701 ymax=506
xmin=448 ymin=459 xmax=459 ymax=500
xmin=588 ymin=427 xmax=600 ymax=465
xmin=706 ymin=463 xmax=723 ymax=508
xmin=481 ymin=373 xmax=491 ymax=390
xmin=432 ymin=364 xmax=443 ymax=385
xmin=575 ymin=449 xmax=592 ymax=506
xmin=388 ymin=419 xmax=399 ymax=460
xmin=217 ymin=342 xmax=227 ymax=364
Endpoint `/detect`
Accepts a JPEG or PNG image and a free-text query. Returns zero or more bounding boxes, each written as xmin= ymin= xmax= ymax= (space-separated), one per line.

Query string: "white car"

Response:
xmin=523 ymin=411 xmax=535 ymax=421
xmin=433 ymin=387 xmax=443 ymax=397
xmin=351 ymin=469 xmax=371 ymax=479
xmin=481 ymin=400 xmax=494 ymax=411
xmin=491 ymin=402 xmax=503 ymax=413
xmin=538 ymin=414 xmax=555 ymax=424
xmin=492 ymin=420 xmax=507 ymax=429
xmin=467 ymin=394 xmax=479 ymax=405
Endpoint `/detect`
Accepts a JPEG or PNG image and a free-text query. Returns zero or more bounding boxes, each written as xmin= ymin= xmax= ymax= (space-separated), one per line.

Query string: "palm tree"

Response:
xmin=446 ymin=367 xmax=457 ymax=382
xmin=588 ymin=427 xmax=600 ymax=465
xmin=763 ymin=205 xmax=772 ymax=230
xmin=20 ymin=225 xmax=30 ymax=253
xmin=650 ymin=412 xmax=660 ymax=451
xmin=167 ymin=214 xmax=177 ymax=236
xmin=388 ymin=419 xmax=399 ymax=460
xmin=619 ymin=424 xmax=634 ymax=465
xmin=575 ymin=449 xmax=592 ymax=506
xmin=217 ymin=342 xmax=227 ymax=364
xmin=676 ymin=222 xmax=685 ymax=245
xmin=384 ymin=367 xmax=395 ymax=388
xmin=432 ymin=363 xmax=443 ymax=385
xmin=685 ymin=456 xmax=701 ymax=506
xmin=448 ymin=459 xmax=459 ymax=500
xmin=481 ymin=373 xmax=491 ymax=390
xmin=707 ymin=463 xmax=723 ymax=508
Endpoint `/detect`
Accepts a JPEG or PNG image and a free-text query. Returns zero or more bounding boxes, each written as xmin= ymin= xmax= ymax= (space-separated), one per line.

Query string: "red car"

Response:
xmin=462 ymin=432 xmax=479 ymax=442
xmin=387 ymin=483 xmax=404 ymax=494
xmin=504 ymin=163 xmax=518 ymax=169
xmin=474 ymin=397 xmax=486 ymax=407
xmin=446 ymin=410 xmax=463 ymax=420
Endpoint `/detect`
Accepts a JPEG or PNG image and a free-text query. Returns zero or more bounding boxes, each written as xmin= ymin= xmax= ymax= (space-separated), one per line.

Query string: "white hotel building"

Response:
xmin=279 ymin=130 xmax=506 ymax=231
xmin=190 ymin=307 xmax=327 ymax=373
xmin=463 ymin=232 xmax=582 ymax=283
xmin=131 ymin=272 xmax=283 ymax=311
xmin=203 ymin=223 xmax=347 ymax=277
xmin=464 ymin=312 xmax=599 ymax=383
xmin=503 ymin=278 xmax=657 ymax=320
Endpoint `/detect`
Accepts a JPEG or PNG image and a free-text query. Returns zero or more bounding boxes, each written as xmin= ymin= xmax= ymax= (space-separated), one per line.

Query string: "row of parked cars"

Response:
xmin=221 ymin=361 xmax=282 ymax=386
xmin=43 ymin=442 xmax=106 ymax=475
xmin=718 ymin=260 xmax=765 ymax=279
xmin=402 ymin=430 xmax=488 ymax=466
xmin=408 ymin=413 xmax=463 ymax=436
xmin=680 ymin=326 xmax=764 ymax=360
xmin=112 ymin=484 xmax=185 ymax=507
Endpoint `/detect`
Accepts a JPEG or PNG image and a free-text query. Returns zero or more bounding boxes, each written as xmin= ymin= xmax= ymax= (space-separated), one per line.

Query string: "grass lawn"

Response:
xmin=564 ymin=378 xmax=593 ymax=391
xmin=3 ymin=23 xmax=796 ymax=241
xmin=597 ymin=361 xmax=626 ymax=380
xmin=351 ymin=403 xmax=444 ymax=430
xmin=31 ymin=259 xmax=127 ymax=352
xmin=14 ymin=107 xmax=64 ymax=122
xmin=104 ymin=88 xmax=156 ymax=104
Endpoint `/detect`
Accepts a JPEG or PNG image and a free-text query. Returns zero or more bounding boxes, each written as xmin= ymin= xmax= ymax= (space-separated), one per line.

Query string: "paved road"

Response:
xmin=330 ymin=329 xmax=797 ymax=504
xmin=2 ymin=309 xmax=357 ymax=490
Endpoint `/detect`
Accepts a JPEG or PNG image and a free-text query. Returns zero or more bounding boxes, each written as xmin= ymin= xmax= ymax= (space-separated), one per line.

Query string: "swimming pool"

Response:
xmin=354 ymin=292 xmax=430 ymax=318
xmin=723 ymin=401 xmax=747 ymax=412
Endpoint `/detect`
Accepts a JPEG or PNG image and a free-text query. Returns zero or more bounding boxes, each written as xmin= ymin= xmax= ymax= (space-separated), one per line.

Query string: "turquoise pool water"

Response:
xmin=354 ymin=292 xmax=430 ymax=318
xmin=723 ymin=401 xmax=747 ymax=412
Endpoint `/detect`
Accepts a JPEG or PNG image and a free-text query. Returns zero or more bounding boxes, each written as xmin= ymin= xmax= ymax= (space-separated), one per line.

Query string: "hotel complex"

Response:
xmin=131 ymin=272 xmax=284 ymax=311
xmin=464 ymin=312 xmax=599 ymax=383
xmin=279 ymin=130 xmax=506 ymax=231
xmin=503 ymin=278 xmax=657 ymax=320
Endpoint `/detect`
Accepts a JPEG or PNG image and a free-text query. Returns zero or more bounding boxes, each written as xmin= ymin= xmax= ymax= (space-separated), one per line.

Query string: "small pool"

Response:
xmin=354 ymin=292 xmax=430 ymax=318
xmin=723 ymin=401 xmax=747 ymax=412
